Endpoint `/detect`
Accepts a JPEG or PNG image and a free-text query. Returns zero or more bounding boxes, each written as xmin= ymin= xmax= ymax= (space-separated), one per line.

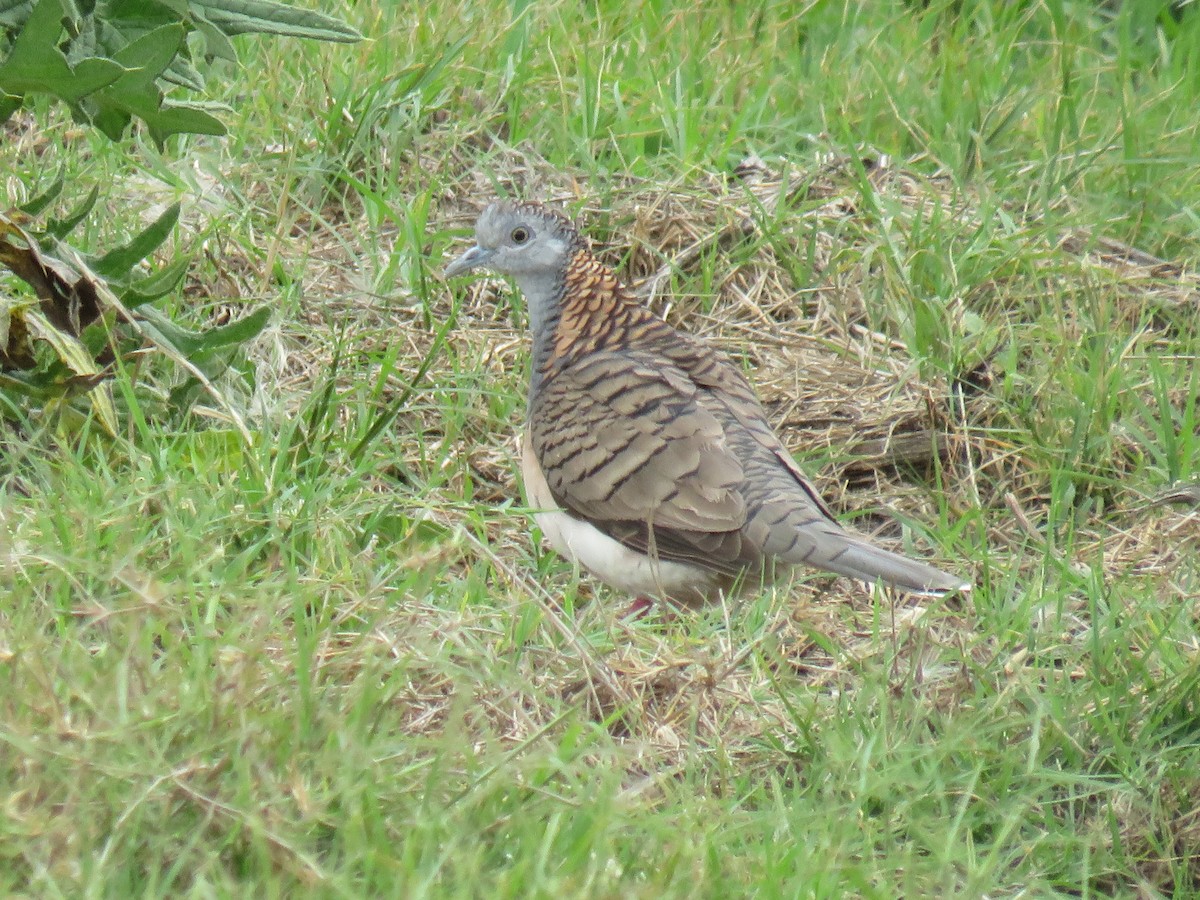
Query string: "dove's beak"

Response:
xmin=444 ymin=244 xmax=493 ymax=278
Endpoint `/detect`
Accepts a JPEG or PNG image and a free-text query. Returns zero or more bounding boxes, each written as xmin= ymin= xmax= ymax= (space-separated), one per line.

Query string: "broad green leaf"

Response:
xmin=134 ymin=306 xmax=258 ymax=424
xmin=128 ymin=308 xmax=198 ymax=353
xmin=0 ymin=367 xmax=98 ymax=403
xmin=100 ymin=0 xmax=187 ymax=29
xmin=90 ymin=102 xmax=136 ymax=140
xmin=92 ymin=202 xmax=180 ymax=278
xmin=64 ymin=7 xmax=99 ymax=64
xmin=43 ymin=185 xmax=100 ymax=239
xmin=192 ymin=0 xmax=362 ymax=42
xmin=137 ymin=303 xmax=270 ymax=359
xmin=85 ymin=23 xmax=188 ymax=140
xmin=163 ymin=54 xmax=205 ymax=92
xmin=143 ymin=100 xmax=226 ymax=142
xmin=190 ymin=10 xmax=238 ymax=62
xmin=189 ymin=304 xmax=270 ymax=355
xmin=121 ymin=254 xmax=191 ymax=307
xmin=165 ymin=339 xmax=250 ymax=412
xmin=106 ymin=0 xmax=189 ymax=18
xmin=166 ymin=374 xmax=207 ymax=412
xmin=89 ymin=83 xmax=226 ymax=141
xmin=19 ymin=174 xmax=65 ymax=216
xmin=92 ymin=14 xmax=180 ymax=65
xmin=6 ymin=52 xmax=125 ymax=102
xmin=0 ymin=0 xmax=125 ymax=100
xmin=107 ymin=22 xmax=185 ymax=88
xmin=0 ymin=368 xmax=60 ymax=399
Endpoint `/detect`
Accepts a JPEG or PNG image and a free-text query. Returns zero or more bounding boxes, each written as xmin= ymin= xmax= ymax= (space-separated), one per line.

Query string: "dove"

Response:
xmin=446 ymin=200 xmax=970 ymax=603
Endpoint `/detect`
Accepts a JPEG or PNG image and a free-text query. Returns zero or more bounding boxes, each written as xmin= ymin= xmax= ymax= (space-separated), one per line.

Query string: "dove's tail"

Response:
xmin=811 ymin=534 xmax=971 ymax=596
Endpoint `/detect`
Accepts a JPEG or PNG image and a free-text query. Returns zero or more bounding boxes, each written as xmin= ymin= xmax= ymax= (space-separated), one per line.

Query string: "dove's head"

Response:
xmin=444 ymin=200 xmax=582 ymax=283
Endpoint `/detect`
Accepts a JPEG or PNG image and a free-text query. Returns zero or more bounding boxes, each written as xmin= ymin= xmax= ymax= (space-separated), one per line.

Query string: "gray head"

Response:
xmin=444 ymin=200 xmax=581 ymax=283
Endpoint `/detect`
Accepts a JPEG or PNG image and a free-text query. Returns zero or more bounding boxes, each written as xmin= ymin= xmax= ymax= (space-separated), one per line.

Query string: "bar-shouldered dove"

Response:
xmin=446 ymin=200 xmax=971 ymax=604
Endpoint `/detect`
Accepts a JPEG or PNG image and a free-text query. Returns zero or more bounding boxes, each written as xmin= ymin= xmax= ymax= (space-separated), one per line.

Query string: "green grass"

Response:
xmin=3 ymin=0 xmax=1200 ymax=895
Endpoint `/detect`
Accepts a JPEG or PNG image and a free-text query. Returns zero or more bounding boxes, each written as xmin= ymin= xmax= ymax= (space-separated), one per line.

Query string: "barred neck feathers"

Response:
xmin=531 ymin=247 xmax=664 ymax=380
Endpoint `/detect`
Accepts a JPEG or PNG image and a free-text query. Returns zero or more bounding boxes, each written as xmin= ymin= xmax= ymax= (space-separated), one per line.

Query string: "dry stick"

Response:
xmin=1004 ymin=492 xmax=1045 ymax=547
xmin=1139 ymin=482 xmax=1200 ymax=511
xmin=1059 ymin=229 xmax=1198 ymax=276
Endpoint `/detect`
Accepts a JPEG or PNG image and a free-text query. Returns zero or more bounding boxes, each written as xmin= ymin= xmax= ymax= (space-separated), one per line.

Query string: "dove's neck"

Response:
xmin=513 ymin=268 xmax=569 ymax=399
xmin=519 ymin=247 xmax=648 ymax=403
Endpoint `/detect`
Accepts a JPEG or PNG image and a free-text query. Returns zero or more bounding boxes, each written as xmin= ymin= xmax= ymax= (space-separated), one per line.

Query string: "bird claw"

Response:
xmin=621 ymin=596 xmax=655 ymax=620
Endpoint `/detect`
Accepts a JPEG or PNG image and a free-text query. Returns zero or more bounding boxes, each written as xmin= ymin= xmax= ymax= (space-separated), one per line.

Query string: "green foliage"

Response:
xmin=0 ymin=0 xmax=360 ymax=142
xmin=0 ymin=0 xmax=360 ymax=433
xmin=0 ymin=199 xmax=271 ymax=432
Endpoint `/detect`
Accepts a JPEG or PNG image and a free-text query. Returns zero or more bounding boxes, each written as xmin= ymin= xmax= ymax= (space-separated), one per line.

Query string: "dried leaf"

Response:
xmin=0 ymin=210 xmax=104 ymax=335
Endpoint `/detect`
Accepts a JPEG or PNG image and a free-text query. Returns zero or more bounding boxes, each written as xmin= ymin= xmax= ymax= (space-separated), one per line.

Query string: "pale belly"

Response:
xmin=519 ymin=433 xmax=724 ymax=603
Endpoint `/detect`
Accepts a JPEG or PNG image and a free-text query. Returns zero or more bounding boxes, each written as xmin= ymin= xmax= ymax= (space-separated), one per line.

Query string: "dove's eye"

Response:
xmin=511 ymin=227 xmax=530 ymax=244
